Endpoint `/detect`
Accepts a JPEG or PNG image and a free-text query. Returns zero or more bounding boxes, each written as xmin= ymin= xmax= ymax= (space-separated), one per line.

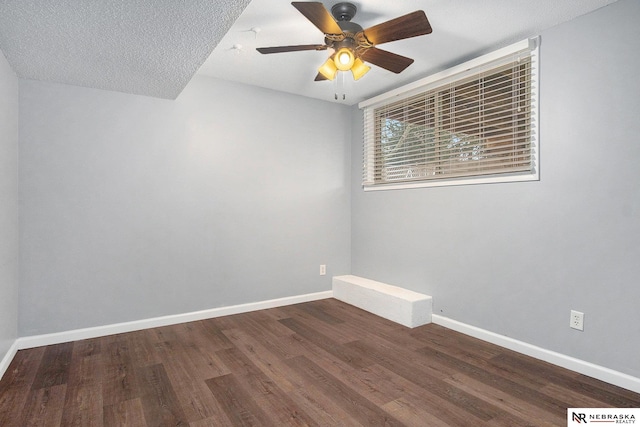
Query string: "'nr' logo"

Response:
xmin=572 ymin=412 xmax=587 ymax=423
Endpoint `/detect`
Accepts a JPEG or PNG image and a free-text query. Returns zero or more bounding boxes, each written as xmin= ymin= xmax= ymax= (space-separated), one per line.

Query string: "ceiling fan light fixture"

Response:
xmin=318 ymin=57 xmax=338 ymax=80
xmin=351 ymin=58 xmax=370 ymax=80
xmin=334 ymin=47 xmax=355 ymax=71
xmin=256 ymin=3 xmax=433 ymax=87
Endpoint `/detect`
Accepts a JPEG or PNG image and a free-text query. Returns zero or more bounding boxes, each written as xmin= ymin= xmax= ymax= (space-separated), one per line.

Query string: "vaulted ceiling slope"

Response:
xmin=0 ymin=0 xmax=620 ymax=102
xmin=0 ymin=0 xmax=252 ymax=99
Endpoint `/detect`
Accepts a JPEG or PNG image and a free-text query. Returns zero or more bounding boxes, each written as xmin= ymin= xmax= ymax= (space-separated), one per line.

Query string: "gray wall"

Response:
xmin=351 ymin=0 xmax=640 ymax=378
xmin=19 ymin=76 xmax=351 ymax=336
xmin=12 ymin=0 xmax=639 ymax=383
xmin=0 ymin=48 xmax=19 ymax=358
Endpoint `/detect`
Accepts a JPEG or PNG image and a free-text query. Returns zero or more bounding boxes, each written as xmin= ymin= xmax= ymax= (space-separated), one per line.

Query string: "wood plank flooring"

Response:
xmin=1 ymin=298 xmax=639 ymax=426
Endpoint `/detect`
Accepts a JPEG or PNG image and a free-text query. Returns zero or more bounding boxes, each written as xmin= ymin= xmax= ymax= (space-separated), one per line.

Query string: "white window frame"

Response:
xmin=359 ymin=38 xmax=540 ymax=191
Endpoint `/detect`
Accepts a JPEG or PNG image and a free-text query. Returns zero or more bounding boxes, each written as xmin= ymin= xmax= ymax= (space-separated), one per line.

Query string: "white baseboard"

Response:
xmin=432 ymin=314 xmax=640 ymax=394
xmin=17 ymin=291 xmax=333 ymax=350
xmin=6 ymin=292 xmax=639 ymax=395
xmin=0 ymin=340 xmax=19 ymax=381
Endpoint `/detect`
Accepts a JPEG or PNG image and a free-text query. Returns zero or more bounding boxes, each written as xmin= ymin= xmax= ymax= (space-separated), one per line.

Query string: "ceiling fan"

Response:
xmin=256 ymin=2 xmax=432 ymax=82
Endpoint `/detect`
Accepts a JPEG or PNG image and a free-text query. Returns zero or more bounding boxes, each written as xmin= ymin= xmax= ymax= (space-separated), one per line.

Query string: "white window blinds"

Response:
xmin=361 ymin=39 xmax=538 ymax=189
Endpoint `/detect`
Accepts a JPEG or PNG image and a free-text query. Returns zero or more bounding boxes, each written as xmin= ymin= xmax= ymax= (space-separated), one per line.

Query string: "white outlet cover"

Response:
xmin=570 ymin=310 xmax=584 ymax=331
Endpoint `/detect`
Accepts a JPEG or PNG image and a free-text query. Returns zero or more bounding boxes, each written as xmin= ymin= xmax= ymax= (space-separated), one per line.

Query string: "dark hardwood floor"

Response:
xmin=1 ymin=298 xmax=639 ymax=426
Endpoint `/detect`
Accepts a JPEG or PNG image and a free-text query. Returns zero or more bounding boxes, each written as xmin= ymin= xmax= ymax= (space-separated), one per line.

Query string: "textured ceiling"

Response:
xmin=198 ymin=0 xmax=620 ymax=105
xmin=0 ymin=0 xmax=620 ymax=102
xmin=0 ymin=0 xmax=252 ymax=99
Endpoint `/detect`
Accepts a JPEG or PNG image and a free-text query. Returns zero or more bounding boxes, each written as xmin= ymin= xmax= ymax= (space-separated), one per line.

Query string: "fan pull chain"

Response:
xmin=334 ymin=72 xmax=346 ymax=101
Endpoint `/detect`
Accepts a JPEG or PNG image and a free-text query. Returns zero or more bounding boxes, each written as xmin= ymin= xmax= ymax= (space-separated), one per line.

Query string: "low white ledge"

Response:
xmin=332 ymin=275 xmax=432 ymax=328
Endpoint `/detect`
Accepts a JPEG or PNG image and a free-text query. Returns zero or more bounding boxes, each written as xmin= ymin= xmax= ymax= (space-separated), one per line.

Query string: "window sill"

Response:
xmin=363 ymin=172 xmax=539 ymax=191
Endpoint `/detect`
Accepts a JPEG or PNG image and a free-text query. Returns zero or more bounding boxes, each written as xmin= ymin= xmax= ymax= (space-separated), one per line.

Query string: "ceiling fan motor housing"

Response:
xmin=328 ymin=3 xmax=365 ymax=57
xmin=337 ymin=20 xmax=362 ymax=34
xmin=324 ymin=19 xmax=362 ymax=51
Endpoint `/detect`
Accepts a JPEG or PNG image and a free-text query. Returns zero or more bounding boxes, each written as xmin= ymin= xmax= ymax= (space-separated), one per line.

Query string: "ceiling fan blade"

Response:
xmin=360 ymin=47 xmax=414 ymax=74
xmin=256 ymin=44 xmax=328 ymax=54
xmin=362 ymin=11 xmax=432 ymax=45
xmin=314 ymin=73 xmax=328 ymax=81
xmin=292 ymin=2 xmax=343 ymax=35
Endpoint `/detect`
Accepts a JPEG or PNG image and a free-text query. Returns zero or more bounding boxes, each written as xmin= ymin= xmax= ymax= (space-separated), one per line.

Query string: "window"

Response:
xmin=361 ymin=39 xmax=539 ymax=190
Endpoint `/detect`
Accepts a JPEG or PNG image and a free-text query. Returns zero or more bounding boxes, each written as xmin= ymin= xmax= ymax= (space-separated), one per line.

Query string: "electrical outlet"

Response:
xmin=570 ymin=310 xmax=584 ymax=331
xmin=319 ymin=264 xmax=326 ymax=276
